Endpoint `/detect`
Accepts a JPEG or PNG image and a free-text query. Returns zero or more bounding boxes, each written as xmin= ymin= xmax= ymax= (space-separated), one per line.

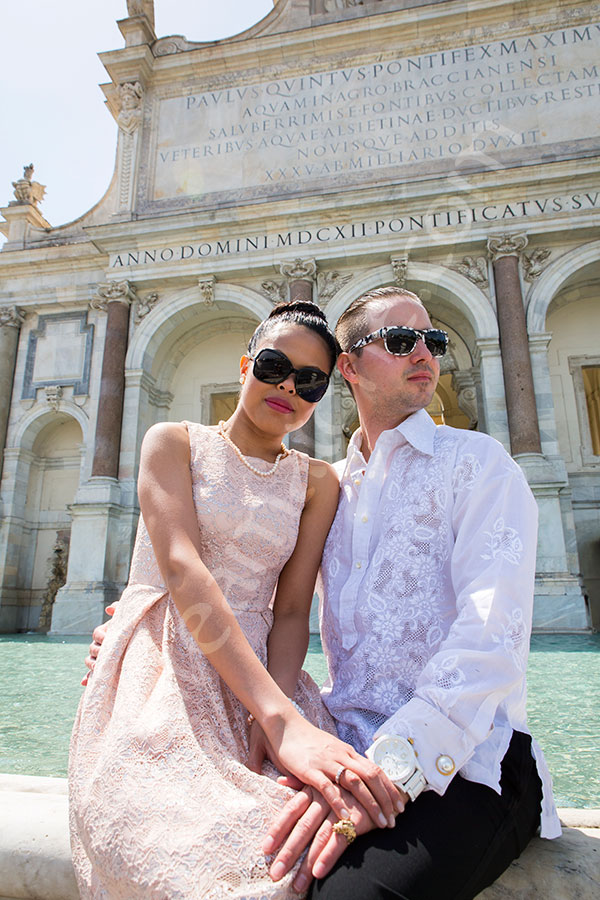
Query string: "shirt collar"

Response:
xmin=347 ymin=408 xmax=436 ymax=467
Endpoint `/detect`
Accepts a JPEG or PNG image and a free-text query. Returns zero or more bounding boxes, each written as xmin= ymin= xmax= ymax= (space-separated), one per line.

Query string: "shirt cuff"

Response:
xmin=373 ymin=697 xmax=476 ymax=795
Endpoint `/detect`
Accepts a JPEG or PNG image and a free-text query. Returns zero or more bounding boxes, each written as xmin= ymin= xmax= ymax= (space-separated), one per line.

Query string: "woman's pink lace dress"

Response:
xmin=69 ymin=422 xmax=336 ymax=899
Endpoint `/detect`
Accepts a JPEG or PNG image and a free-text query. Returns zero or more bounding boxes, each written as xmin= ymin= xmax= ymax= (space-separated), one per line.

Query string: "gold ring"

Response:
xmin=335 ymin=765 xmax=346 ymax=785
xmin=332 ymin=818 xmax=356 ymax=844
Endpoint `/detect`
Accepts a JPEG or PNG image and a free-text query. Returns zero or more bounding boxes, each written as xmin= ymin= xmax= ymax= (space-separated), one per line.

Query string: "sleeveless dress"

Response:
xmin=69 ymin=422 xmax=337 ymax=899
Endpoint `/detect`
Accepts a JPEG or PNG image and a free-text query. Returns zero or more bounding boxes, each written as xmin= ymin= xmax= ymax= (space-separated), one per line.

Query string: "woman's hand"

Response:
xmin=247 ymin=720 xmax=271 ymax=775
xmin=81 ymin=606 xmax=114 ymax=685
xmin=264 ymin=713 xmax=403 ymax=828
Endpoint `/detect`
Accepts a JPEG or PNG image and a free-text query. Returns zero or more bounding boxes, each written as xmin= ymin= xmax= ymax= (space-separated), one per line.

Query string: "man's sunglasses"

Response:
xmin=250 ymin=348 xmax=330 ymax=403
xmin=348 ymin=326 xmax=449 ymax=358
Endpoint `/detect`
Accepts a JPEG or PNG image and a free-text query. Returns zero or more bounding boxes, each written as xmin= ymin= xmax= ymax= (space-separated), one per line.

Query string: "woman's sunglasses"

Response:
xmin=348 ymin=326 xmax=449 ymax=358
xmin=249 ymin=348 xmax=330 ymax=403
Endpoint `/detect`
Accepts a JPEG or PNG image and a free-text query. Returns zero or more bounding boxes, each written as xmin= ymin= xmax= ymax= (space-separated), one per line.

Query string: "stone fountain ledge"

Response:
xmin=0 ymin=774 xmax=598 ymax=900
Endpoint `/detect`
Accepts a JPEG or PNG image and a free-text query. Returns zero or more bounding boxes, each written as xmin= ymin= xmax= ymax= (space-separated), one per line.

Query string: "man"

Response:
xmin=86 ymin=286 xmax=561 ymax=899
xmin=261 ymin=286 xmax=560 ymax=899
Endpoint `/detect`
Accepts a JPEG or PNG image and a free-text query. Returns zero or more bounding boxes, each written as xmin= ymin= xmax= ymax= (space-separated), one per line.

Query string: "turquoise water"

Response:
xmin=1 ymin=633 xmax=598 ymax=808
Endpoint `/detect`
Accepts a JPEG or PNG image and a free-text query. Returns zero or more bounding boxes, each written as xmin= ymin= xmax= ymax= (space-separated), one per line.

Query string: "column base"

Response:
xmin=533 ymin=575 xmax=590 ymax=632
xmin=50 ymin=583 xmax=121 ymax=634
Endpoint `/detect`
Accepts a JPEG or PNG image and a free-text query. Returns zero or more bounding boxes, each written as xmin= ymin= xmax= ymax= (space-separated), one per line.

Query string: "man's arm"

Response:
xmin=373 ymin=439 xmax=538 ymax=793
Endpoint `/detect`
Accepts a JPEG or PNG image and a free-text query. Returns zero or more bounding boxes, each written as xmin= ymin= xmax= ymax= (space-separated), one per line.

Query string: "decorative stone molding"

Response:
xmin=126 ymin=0 xmax=155 ymax=26
xmin=116 ymin=82 xmax=143 ymax=134
xmin=323 ymin=0 xmax=364 ymax=10
xmin=390 ymin=255 xmax=408 ymax=287
xmin=487 ymin=233 xmax=528 ymax=262
xmin=154 ymin=36 xmax=190 ymax=56
xmin=280 ymin=258 xmax=317 ymax=282
xmin=134 ymin=292 xmax=159 ymax=323
xmin=522 ymin=248 xmax=551 ymax=282
xmin=317 ymin=271 xmax=353 ymax=303
xmin=260 ymin=280 xmax=287 ymax=304
xmin=44 ymin=385 xmax=63 ymax=412
xmin=91 ymin=281 xmax=137 ymax=311
xmin=451 ymin=256 xmax=489 ymax=287
xmin=0 ymin=306 xmax=26 ymax=328
xmin=451 ymin=370 xmax=479 ymax=429
xmin=10 ymin=164 xmax=45 ymax=207
xmin=198 ymin=276 xmax=216 ymax=306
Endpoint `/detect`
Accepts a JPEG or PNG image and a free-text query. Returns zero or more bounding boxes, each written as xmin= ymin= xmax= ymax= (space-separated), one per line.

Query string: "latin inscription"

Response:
xmin=151 ymin=24 xmax=600 ymax=201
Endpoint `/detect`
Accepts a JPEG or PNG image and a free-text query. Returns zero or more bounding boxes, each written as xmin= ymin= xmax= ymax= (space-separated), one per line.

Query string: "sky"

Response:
xmin=0 ymin=1 xmax=274 ymax=233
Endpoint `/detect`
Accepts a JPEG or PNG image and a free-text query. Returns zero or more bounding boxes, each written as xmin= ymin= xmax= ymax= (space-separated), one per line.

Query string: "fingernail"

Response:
xmin=262 ymin=836 xmax=275 ymax=855
xmin=388 ymin=815 xmax=396 ymax=827
xmin=378 ymin=813 xmax=387 ymax=827
xmin=395 ymin=800 xmax=405 ymax=813
xmin=271 ymin=862 xmax=286 ymax=881
xmin=340 ymin=807 xmax=350 ymax=819
xmin=313 ymin=862 xmax=326 ymax=880
xmin=294 ymin=874 xmax=308 ymax=892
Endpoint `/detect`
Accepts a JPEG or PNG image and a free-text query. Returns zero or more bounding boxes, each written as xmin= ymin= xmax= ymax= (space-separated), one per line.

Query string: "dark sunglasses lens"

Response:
xmin=295 ymin=370 xmax=329 ymax=403
xmin=385 ymin=327 xmax=419 ymax=355
xmin=253 ymin=349 xmax=292 ymax=383
xmin=424 ymin=330 xmax=448 ymax=357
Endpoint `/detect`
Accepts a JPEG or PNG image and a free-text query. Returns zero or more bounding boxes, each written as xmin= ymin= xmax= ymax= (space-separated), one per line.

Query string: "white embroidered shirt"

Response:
xmin=319 ymin=409 xmax=561 ymax=838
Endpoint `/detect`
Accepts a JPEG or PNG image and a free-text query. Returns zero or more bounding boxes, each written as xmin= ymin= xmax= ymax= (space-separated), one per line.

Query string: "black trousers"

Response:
xmin=310 ymin=731 xmax=543 ymax=900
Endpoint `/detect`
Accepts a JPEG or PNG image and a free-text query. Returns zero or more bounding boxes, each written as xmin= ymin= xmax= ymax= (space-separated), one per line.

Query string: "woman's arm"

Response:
xmin=139 ymin=422 xmax=400 ymax=825
xmin=266 ymin=458 xmax=340 ymax=698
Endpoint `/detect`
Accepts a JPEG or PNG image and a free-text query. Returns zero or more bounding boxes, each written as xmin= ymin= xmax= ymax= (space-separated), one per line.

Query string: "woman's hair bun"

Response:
xmin=268 ymin=300 xmax=327 ymax=322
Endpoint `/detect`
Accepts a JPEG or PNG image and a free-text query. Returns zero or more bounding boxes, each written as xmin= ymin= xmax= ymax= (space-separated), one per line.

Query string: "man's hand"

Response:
xmin=81 ymin=605 xmax=114 ymax=685
xmin=263 ymin=780 xmax=408 ymax=893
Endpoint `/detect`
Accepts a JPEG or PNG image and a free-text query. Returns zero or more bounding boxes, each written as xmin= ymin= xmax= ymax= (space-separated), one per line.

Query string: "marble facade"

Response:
xmin=0 ymin=0 xmax=597 ymax=633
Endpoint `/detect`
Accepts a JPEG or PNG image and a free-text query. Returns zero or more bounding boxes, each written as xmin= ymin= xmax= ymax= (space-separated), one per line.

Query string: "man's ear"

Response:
xmin=337 ymin=352 xmax=358 ymax=387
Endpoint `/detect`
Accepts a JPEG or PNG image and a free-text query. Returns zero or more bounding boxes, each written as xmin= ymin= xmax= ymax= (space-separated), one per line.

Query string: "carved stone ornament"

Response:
xmin=44 ymin=385 xmax=63 ymax=411
xmin=324 ymin=0 xmax=364 ymax=11
xmin=91 ymin=281 xmax=137 ymax=311
xmin=117 ymin=82 xmax=143 ymax=134
xmin=522 ymin=248 xmax=551 ymax=282
xmin=10 ymin=163 xmax=46 ymax=207
xmin=280 ymin=258 xmax=317 ymax=283
xmin=126 ymin=0 xmax=155 ymax=26
xmin=260 ymin=280 xmax=288 ymax=305
xmin=134 ymin=292 xmax=159 ymax=323
xmin=391 ymin=256 xmax=408 ymax=287
xmin=0 ymin=305 xmax=26 ymax=328
xmin=199 ymin=276 xmax=216 ymax=305
xmin=487 ymin=233 xmax=528 ymax=262
xmin=451 ymin=256 xmax=489 ymax=287
xmin=153 ymin=36 xmax=190 ymax=56
xmin=317 ymin=271 xmax=353 ymax=303
xmin=452 ymin=370 xmax=479 ymax=429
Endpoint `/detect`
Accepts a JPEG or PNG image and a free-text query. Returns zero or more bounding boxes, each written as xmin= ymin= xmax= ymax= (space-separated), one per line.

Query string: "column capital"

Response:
xmin=280 ymin=258 xmax=317 ymax=283
xmin=0 ymin=305 xmax=26 ymax=328
xmin=487 ymin=232 xmax=528 ymax=262
xmin=91 ymin=281 xmax=138 ymax=312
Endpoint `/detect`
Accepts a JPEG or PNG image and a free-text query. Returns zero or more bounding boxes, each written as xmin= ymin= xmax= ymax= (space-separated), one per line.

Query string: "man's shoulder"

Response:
xmin=436 ymin=424 xmax=508 ymax=457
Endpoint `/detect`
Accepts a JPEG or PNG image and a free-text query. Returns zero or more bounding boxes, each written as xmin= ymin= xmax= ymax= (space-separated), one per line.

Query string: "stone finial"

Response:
xmin=451 ymin=256 xmax=489 ymax=287
xmin=280 ymin=258 xmax=317 ymax=282
xmin=134 ymin=291 xmax=159 ymax=323
xmin=487 ymin=233 xmax=528 ymax=262
xmin=44 ymin=385 xmax=63 ymax=411
xmin=391 ymin=255 xmax=408 ymax=287
xmin=10 ymin=164 xmax=46 ymax=207
xmin=317 ymin=271 xmax=353 ymax=303
xmin=91 ymin=281 xmax=138 ymax=311
xmin=117 ymin=82 xmax=143 ymax=134
xmin=522 ymin=248 xmax=551 ymax=282
xmin=260 ymin=280 xmax=288 ymax=305
xmin=199 ymin=276 xmax=216 ymax=305
xmin=126 ymin=0 xmax=155 ymax=26
xmin=0 ymin=305 xmax=26 ymax=328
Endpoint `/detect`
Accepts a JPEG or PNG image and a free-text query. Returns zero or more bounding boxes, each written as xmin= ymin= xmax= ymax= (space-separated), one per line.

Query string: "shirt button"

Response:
xmin=436 ymin=755 xmax=455 ymax=776
xmin=362 ymin=515 xmax=368 ymax=523
xmin=354 ymin=478 xmax=361 ymax=485
xmin=355 ymin=562 xmax=362 ymax=569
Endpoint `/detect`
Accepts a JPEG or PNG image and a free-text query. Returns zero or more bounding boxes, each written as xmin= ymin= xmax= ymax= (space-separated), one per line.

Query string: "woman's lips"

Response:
xmin=265 ymin=397 xmax=294 ymax=413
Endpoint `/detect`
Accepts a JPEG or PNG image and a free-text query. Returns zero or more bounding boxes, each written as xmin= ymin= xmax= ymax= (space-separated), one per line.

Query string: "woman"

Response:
xmin=70 ymin=301 xmax=398 ymax=899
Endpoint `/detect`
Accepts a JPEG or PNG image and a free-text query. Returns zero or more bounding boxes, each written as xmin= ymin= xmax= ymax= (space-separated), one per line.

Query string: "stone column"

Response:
xmin=280 ymin=259 xmax=317 ymax=455
xmin=90 ymin=282 xmax=136 ymax=478
xmin=0 ymin=306 xmax=25 ymax=483
xmin=487 ymin=234 xmax=541 ymax=456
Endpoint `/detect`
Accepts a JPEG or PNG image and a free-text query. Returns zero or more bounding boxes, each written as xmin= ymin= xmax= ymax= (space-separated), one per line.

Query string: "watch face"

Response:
xmin=372 ymin=737 xmax=415 ymax=784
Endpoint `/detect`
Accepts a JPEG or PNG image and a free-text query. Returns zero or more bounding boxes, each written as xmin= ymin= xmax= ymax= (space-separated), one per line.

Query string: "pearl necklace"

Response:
xmin=217 ymin=422 xmax=289 ymax=477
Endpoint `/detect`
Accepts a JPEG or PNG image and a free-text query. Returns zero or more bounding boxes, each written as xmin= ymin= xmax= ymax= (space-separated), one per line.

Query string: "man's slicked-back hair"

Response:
xmin=335 ymin=286 xmax=424 ymax=354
